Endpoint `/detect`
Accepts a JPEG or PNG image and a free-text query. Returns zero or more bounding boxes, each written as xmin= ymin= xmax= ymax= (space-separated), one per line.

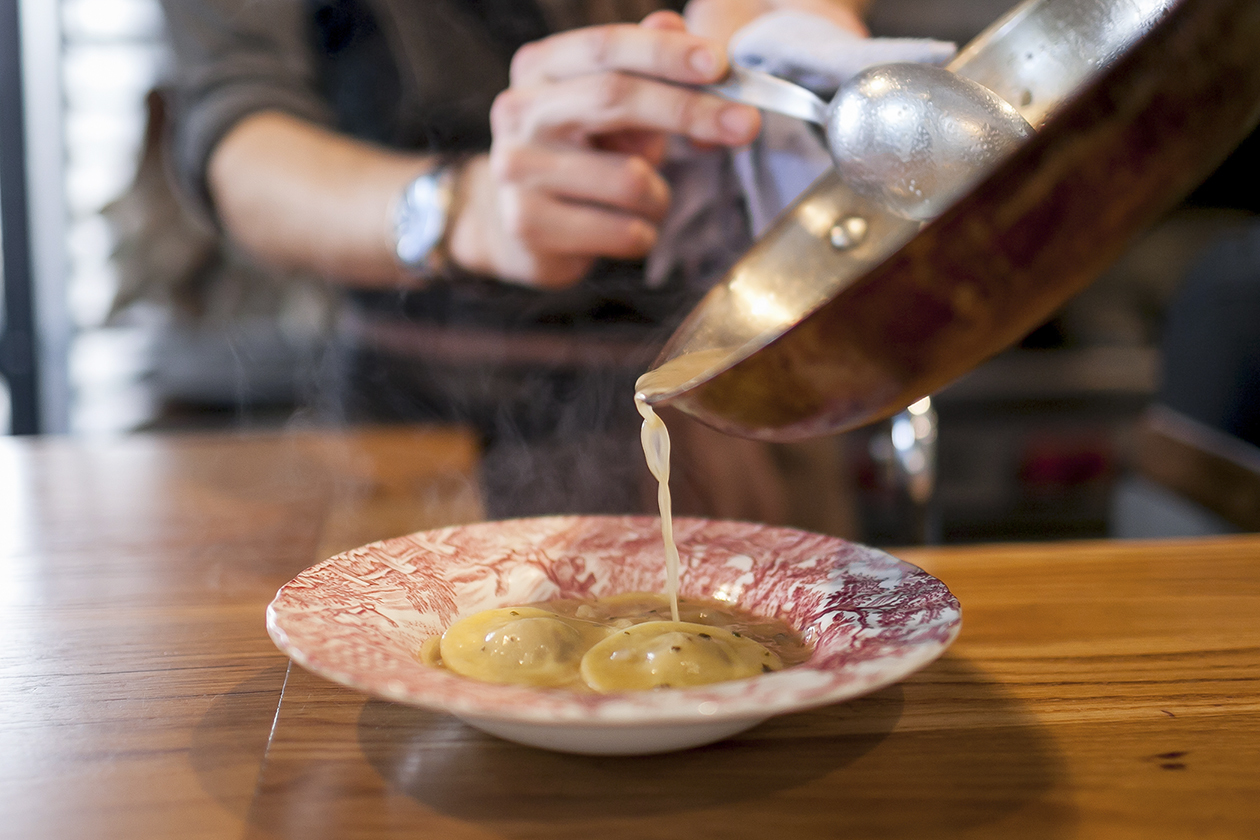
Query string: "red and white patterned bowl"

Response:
xmin=267 ymin=515 xmax=961 ymax=754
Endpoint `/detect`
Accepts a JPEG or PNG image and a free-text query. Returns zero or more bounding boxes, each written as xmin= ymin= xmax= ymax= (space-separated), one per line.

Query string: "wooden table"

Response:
xmin=2 ymin=428 xmax=1257 ymax=839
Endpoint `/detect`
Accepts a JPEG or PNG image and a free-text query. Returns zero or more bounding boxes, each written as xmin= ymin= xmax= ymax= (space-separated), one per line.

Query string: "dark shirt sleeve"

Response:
xmin=160 ymin=0 xmax=335 ymax=220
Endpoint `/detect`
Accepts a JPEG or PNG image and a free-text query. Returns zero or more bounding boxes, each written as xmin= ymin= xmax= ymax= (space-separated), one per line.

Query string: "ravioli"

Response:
xmin=424 ymin=594 xmax=808 ymax=693
xmin=580 ymin=620 xmax=783 ymax=692
xmin=438 ymin=606 xmax=609 ymax=688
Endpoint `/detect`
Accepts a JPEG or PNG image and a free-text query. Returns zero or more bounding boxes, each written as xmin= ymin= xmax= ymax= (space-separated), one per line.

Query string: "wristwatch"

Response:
xmin=393 ymin=164 xmax=457 ymax=276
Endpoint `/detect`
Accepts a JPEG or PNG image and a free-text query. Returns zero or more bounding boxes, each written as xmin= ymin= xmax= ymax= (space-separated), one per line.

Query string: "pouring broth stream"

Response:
xmin=634 ymin=376 xmax=681 ymax=623
xmin=418 ymin=354 xmax=811 ymax=693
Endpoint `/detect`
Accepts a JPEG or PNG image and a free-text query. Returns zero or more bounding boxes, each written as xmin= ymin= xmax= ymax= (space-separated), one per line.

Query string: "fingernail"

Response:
xmin=719 ymin=106 xmax=758 ymax=139
xmin=689 ymin=47 xmax=717 ymax=76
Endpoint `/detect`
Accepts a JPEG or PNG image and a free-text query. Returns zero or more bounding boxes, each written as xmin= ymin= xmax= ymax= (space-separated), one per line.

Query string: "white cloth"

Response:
xmin=730 ymin=11 xmax=957 ymax=237
xmin=647 ymin=12 xmax=955 ymax=286
xmin=729 ymin=11 xmax=957 ymax=98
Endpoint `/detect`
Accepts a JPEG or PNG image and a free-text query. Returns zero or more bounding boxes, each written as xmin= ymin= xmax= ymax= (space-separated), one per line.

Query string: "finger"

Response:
xmin=492 ymin=73 xmax=760 ymax=147
xmin=593 ymin=129 xmax=669 ymax=168
xmin=492 ymin=145 xmax=671 ymax=222
xmin=683 ymin=0 xmax=768 ymax=45
xmin=510 ymin=21 xmax=727 ymax=88
xmin=776 ymin=0 xmax=869 ymax=36
xmin=501 ymin=189 xmax=658 ymax=261
xmin=639 ymin=9 xmax=687 ymax=31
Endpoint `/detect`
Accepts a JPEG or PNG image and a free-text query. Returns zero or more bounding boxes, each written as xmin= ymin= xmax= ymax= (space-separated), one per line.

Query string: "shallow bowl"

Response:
xmin=267 ymin=515 xmax=961 ymax=755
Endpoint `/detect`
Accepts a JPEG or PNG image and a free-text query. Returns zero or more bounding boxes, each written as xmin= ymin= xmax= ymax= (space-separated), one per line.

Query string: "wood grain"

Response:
xmin=1 ymin=429 xmax=1257 ymax=839
xmin=0 ymin=426 xmax=481 ymax=840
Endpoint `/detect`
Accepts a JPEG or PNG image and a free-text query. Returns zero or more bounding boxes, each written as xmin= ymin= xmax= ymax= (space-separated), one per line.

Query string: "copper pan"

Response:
xmin=643 ymin=0 xmax=1260 ymax=440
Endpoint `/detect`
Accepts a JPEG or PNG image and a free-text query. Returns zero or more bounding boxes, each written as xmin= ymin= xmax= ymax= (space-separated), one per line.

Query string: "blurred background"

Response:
xmin=2 ymin=0 xmax=1257 ymax=545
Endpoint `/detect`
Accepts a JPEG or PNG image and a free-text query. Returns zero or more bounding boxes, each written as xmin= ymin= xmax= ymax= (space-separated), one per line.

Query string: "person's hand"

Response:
xmin=446 ymin=11 xmax=762 ymax=290
xmin=684 ymin=0 xmax=868 ymax=45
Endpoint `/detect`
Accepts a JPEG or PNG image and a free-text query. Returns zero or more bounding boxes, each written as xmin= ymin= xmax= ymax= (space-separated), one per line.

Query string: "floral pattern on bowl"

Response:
xmin=267 ymin=515 xmax=960 ymax=754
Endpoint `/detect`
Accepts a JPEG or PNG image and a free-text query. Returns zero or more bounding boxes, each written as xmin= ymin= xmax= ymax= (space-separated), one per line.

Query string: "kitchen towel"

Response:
xmin=647 ymin=12 xmax=955 ymax=287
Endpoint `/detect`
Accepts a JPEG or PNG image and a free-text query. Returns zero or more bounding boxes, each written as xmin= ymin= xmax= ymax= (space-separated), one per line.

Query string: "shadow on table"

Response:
xmin=358 ymin=654 xmax=1075 ymax=838
xmin=358 ymin=683 xmax=900 ymax=820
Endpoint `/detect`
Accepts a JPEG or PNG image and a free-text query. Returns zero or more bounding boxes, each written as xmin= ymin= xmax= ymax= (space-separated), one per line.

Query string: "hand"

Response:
xmin=446 ymin=11 xmax=762 ymax=290
xmin=684 ymin=0 xmax=869 ymax=45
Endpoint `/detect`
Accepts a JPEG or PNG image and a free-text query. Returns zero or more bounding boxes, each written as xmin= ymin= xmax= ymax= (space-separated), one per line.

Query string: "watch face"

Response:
xmin=395 ymin=172 xmax=447 ymax=267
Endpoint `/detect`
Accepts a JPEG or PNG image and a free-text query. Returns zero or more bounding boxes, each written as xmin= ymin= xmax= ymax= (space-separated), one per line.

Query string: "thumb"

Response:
xmin=639 ymin=9 xmax=687 ymax=31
